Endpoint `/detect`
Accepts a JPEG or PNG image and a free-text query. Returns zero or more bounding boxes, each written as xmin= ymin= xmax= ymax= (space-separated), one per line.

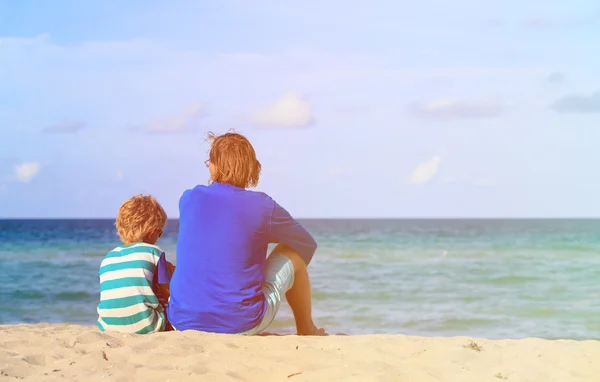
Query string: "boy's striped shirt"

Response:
xmin=97 ymin=243 xmax=166 ymax=334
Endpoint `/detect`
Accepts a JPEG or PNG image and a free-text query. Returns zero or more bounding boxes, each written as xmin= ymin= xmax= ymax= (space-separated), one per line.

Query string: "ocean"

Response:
xmin=1 ymin=219 xmax=599 ymax=340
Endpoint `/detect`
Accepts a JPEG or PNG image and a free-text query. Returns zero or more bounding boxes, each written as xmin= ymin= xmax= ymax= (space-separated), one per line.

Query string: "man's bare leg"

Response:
xmin=273 ymin=244 xmax=327 ymax=336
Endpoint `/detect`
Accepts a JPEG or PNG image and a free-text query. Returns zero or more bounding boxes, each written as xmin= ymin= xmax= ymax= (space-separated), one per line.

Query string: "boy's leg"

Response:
xmin=271 ymin=245 xmax=326 ymax=336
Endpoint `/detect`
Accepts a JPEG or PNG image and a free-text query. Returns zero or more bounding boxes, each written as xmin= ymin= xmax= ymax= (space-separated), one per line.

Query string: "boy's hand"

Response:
xmin=155 ymin=284 xmax=170 ymax=305
xmin=167 ymin=261 xmax=176 ymax=274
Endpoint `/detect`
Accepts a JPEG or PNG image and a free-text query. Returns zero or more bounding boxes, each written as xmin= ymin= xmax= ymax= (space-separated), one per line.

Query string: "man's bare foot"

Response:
xmin=313 ymin=327 xmax=328 ymax=336
xmin=298 ymin=325 xmax=328 ymax=336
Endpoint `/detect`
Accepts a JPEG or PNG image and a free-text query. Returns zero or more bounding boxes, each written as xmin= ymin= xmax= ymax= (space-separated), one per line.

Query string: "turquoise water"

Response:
xmin=1 ymin=219 xmax=599 ymax=340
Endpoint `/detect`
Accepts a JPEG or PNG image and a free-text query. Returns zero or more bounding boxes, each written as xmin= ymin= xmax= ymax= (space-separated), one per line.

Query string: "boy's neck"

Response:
xmin=123 ymin=239 xmax=157 ymax=246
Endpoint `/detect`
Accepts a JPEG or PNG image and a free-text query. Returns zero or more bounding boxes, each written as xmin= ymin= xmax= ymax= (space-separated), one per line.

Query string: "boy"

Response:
xmin=97 ymin=194 xmax=174 ymax=334
xmin=168 ymin=131 xmax=326 ymax=336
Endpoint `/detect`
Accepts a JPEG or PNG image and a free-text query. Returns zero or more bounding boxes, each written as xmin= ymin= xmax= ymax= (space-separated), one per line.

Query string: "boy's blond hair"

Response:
xmin=115 ymin=194 xmax=167 ymax=244
xmin=207 ymin=131 xmax=261 ymax=188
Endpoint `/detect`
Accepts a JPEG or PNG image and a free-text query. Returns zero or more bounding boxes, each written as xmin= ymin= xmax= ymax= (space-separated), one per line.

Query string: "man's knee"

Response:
xmin=272 ymin=244 xmax=305 ymax=272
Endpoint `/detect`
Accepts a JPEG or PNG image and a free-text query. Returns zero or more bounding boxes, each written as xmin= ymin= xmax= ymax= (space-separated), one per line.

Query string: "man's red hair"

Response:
xmin=207 ymin=131 xmax=261 ymax=188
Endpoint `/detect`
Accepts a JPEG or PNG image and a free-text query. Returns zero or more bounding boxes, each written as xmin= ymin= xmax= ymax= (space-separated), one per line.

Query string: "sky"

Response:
xmin=1 ymin=0 xmax=600 ymax=218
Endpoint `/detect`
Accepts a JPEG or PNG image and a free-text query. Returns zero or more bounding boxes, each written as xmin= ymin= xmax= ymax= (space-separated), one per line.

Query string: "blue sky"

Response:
xmin=1 ymin=0 xmax=600 ymax=218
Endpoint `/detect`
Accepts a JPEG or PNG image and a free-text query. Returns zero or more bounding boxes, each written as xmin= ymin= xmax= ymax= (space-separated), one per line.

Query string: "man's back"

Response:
xmin=168 ymin=131 xmax=322 ymax=335
xmin=168 ymin=182 xmax=274 ymax=333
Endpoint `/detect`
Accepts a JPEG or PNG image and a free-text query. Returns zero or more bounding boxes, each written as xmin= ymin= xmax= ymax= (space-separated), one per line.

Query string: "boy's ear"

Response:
xmin=144 ymin=229 xmax=161 ymax=244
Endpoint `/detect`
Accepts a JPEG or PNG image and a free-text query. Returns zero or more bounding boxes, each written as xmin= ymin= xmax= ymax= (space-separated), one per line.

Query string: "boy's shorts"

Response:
xmin=240 ymin=252 xmax=295 ymax=335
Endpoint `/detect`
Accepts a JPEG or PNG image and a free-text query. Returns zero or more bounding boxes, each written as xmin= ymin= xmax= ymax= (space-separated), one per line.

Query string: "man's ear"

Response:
xmin=208 ymin=162 xmax=216 ymax=180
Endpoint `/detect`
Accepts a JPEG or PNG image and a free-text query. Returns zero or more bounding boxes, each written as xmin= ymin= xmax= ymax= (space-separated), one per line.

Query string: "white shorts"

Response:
xmin=240 ymin=253 xmax=295 ymax=335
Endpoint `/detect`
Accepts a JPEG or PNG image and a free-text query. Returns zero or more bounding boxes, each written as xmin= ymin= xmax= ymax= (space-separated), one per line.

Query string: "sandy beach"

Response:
xmin=0 ymin=324 xmax=598 ymax=381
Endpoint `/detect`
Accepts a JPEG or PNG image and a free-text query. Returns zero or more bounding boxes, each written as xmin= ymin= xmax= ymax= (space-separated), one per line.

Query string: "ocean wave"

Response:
xmin=55 ymin=291 xmax=95 ymax=301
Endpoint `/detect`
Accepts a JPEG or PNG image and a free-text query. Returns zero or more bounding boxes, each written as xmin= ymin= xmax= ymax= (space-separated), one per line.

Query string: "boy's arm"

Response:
xmin=153 ymin=252 xmax=175 ymax=304
xmin=156 ymin=252 xmax=173 ymax=285
xmin=267 ymin=202 xmax=317 ymax=266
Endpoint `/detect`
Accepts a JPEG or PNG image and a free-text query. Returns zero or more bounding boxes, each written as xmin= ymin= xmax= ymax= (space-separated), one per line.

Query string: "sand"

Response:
xmin=1 ymin=324 xmax=599 ymax=381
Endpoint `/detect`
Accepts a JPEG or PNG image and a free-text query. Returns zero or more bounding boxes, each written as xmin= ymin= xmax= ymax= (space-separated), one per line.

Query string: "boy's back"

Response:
xmin=97 ymin=194 xmax=171 ymax=334
xmin=97 ymin=243 xmax=167 ymax=334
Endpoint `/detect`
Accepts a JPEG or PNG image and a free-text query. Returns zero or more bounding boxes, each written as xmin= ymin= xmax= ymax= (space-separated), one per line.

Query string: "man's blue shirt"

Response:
xmin=167 ymin=182 xmax=317 ymax=333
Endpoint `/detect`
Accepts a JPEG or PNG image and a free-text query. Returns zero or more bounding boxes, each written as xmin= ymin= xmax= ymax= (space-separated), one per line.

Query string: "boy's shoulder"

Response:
xmin=106 ymin=242 xmax=164 ymax=258
xmin=99 ymin=243 xmax=164 ymax=276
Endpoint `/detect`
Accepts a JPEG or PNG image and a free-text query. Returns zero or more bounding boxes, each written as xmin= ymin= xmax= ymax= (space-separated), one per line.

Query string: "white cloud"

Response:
xmin=410 ymin=156 xmax=441 ymax=185
xmin=250 ymin=92 xmax=315 ymax=128
xmin=551 ymin=92 xmax=600 ymax=113
xmin=44 ymin=120 xmax=86 ymax=133
xmin=145 ymin=102 xmax=204 ymax=133
xmin=0 ymin=35 xmax=547 ymax=133
xmin=411 ymin=98 xmax=504 ymax=120
xmin=13 ymin=162 xmax=40 ymax=183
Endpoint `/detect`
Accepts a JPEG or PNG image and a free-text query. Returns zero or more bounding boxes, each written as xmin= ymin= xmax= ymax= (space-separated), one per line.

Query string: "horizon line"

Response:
xmin=2 ymin=217 xmax=600 ymax=220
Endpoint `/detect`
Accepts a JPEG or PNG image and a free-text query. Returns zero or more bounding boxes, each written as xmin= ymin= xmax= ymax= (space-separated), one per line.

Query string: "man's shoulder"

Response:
xmin=181 ymin=184 xmax=208 ymax=198
xmin=242 ymin=189 xmax=276 ymax=208
xmin=180 ymin=184 xmax=275 ymax=210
